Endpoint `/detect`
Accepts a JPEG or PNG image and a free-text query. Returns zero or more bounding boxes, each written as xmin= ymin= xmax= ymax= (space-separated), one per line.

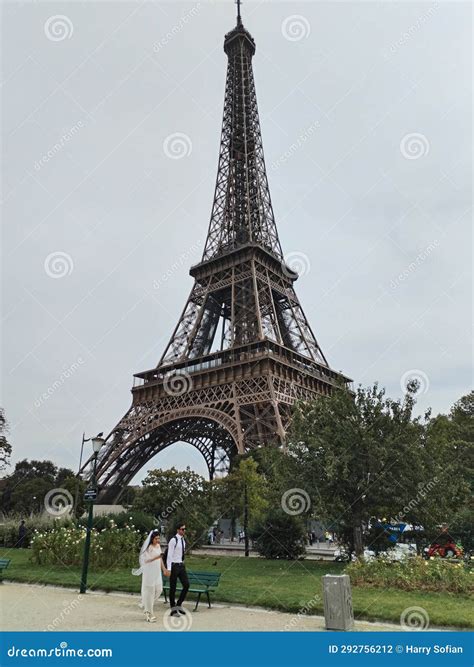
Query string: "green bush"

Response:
xmin=251 ymin=509 xmax=306 ymax=560
xmin=76 ymin=511 xmax=156 ymax=534
xmin=0 ymin=514 xmax=75 ymax=548
xmin=31 ymin=520 xmax=144 ymax=569
xmin=346 ymin=556 xmax=473 ymax=594
xmin=112 ymin=511 xmax=156 ymax=534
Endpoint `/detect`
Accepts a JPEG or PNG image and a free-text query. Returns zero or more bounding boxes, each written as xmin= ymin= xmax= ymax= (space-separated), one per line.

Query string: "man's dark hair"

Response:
xmin=176 ymin=522 xmax=186 ymax=532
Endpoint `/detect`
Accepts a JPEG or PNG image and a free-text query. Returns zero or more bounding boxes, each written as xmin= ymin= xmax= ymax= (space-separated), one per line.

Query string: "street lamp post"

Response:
xmin=79 ymin=435 xmax=104 ymax=594
xmin=75 ymin=432 xmax=103 ymax=516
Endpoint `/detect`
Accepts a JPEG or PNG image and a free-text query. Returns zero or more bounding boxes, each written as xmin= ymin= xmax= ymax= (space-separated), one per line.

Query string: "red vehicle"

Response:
xmin=424 ymin=539 xmax=463 ymax=559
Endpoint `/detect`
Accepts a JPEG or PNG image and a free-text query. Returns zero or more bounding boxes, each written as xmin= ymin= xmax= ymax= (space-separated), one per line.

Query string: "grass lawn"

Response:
xmin=1 ymin=548 xmax=472 ymax=628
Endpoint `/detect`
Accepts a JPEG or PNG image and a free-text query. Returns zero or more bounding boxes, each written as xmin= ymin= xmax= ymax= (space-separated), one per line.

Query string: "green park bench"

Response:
xmin=163 ymin=571 xmax=221 ymax=611
xmin=0 ymin=558 xmax=11 ymax=582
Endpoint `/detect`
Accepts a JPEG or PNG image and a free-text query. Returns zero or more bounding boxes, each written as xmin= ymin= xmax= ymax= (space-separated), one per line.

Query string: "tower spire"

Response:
xmin=236 ymin=0 xmax=242 ymax=26
xmin=202 ymin=7 xmax=282 ymax=262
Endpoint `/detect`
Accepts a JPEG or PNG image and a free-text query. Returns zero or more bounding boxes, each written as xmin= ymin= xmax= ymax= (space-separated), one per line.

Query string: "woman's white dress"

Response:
xmin=135 ymin=545 xmax=163 ymax=613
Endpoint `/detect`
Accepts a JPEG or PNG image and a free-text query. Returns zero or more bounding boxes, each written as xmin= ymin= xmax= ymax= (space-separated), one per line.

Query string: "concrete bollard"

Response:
xmin=322 ymin=574 xmax=354 ymax=630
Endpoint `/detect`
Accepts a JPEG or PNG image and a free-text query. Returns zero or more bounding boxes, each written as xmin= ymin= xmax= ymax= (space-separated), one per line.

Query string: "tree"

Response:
xmin=10 ymin=478 xmax=52 ymax=515
xmin=450 ymin=505 xmax=474 ymax=552
xmin=251 ymin=508 xmax=307 ymax=560
xmin=132 ymin=467 xmax=206 ymax=523
xmin=287 ymin=382 xmax=430 ymax=555
xmin=211 ymin=457 xmax=268 ymax=552
xmin=132 ymin=466 xmax=213 ymax=547
xmin=450 ymin=390 xmax=474 ymax=431
xmin=1 ymin=459 xmax=78 ymax=515
xmin=0 ymin=408 xmax=12 ymax=471
xmin=419 ymin=391 xmax=473 ymax=547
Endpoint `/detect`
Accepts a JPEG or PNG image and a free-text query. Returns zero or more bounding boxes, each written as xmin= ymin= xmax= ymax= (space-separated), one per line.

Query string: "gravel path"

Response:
xmin=1 ymin=582 xmax=402 ymax=632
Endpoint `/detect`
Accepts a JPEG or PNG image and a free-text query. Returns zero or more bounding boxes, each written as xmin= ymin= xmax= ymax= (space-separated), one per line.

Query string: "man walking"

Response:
xmin=17 ymin=520 xmax=27 ymax=548
xmin=166 ymin=522 xmax=189 ymax=616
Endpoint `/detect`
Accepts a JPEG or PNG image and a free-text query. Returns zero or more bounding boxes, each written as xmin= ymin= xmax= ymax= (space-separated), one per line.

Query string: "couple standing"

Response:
xmin=132 ymin=522 xmax=189 ymax=623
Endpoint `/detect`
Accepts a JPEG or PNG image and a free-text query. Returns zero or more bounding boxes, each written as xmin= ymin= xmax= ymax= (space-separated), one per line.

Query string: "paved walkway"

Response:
xmin=1 ymin=582 xmax=402 ymax=632
xmin=198 ymin=543 xmax=336 ymax=560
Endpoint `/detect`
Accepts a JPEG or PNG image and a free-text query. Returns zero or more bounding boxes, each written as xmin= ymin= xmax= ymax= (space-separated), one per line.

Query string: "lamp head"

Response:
xmin=91 ymin=435 xmax=105 ymax=453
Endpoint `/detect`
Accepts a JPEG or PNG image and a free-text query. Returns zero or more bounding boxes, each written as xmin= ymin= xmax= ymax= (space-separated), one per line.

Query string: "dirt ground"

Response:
xmin=1 ymin=582 xmax=404 ymax=632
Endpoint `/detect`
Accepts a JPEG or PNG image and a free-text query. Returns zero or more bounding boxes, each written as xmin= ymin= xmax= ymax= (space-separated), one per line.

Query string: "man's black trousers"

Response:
xmin=169 ymin=563 xmax=189 ymax=608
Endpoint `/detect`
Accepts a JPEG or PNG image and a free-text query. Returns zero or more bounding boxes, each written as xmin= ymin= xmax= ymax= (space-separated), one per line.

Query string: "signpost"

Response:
xmin=84 ymin=488 xmax=98 ymax=502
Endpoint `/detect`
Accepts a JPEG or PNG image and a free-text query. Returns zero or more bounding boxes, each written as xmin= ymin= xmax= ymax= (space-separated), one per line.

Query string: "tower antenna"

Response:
xmin=236 ymin=0 xmax=242 ymax=26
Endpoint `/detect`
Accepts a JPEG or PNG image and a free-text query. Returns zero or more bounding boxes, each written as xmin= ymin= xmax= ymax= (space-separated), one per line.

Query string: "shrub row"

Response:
xmin=31 ymin=521 xmax=144 ymax=569
xmin=0 ymin=511 xmax=156 ymax=549
xmin=346 ymin=556 xmax=473 ymax=594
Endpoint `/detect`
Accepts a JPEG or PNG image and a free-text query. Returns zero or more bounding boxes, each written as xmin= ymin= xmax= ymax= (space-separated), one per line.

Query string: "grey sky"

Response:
xmin=2 ymin=1 xmax=472 ymax=483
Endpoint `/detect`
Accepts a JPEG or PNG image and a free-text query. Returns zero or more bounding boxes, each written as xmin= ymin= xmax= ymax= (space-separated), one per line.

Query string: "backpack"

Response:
xmin=162 ymin=535 xmax=179 ymax=567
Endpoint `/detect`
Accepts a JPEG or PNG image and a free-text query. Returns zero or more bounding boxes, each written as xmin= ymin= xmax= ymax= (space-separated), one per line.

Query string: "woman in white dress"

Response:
xmin=132 ymin=530 xmax=170 ymax=622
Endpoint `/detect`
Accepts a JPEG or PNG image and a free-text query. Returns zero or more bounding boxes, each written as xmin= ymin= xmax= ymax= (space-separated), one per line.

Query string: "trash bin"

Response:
xmin=322 ymin=574 xmax=354 ymax=630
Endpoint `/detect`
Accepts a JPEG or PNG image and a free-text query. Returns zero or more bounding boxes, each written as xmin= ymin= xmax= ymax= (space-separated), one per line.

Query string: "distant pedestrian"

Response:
xmin=308 ymin=531 xmax=313 ymax=546
xmin=17 ymin=520 xmax=27 ymax=548
xmin=239 ymin=530 xmax=245 ymax=544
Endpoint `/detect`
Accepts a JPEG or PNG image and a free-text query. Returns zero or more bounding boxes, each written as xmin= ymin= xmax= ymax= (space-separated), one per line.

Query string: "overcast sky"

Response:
xmin=2 ymin=0 xmax=472 ymax=482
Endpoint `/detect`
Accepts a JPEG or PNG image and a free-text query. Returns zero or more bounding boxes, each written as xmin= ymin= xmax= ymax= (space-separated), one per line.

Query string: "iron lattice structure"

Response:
xmin=81 ymin=13 xmax=351 ymax=503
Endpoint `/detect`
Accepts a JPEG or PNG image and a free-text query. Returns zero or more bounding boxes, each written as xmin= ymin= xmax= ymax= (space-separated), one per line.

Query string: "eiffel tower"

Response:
xmin=83 ymin=4 xmax=351 ymax=503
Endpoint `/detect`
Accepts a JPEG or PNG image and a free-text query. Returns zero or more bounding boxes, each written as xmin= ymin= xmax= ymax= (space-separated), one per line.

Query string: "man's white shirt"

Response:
xmin=166 ymin=534 xmax=185 ymax=570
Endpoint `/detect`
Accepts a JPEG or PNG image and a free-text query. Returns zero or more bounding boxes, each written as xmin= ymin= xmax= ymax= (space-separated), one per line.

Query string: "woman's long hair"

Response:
xmin=147 ymin=530 xmax=160 ymax=548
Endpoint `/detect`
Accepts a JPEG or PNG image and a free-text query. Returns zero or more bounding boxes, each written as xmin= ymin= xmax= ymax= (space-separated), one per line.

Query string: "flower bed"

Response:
xmin=31 ymin=520 xmax=143 ymax=569
xmin=0 ymin=515 xmax=76 ymax=548
xmin=346 ymin=556 xmax=473 ymax=594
